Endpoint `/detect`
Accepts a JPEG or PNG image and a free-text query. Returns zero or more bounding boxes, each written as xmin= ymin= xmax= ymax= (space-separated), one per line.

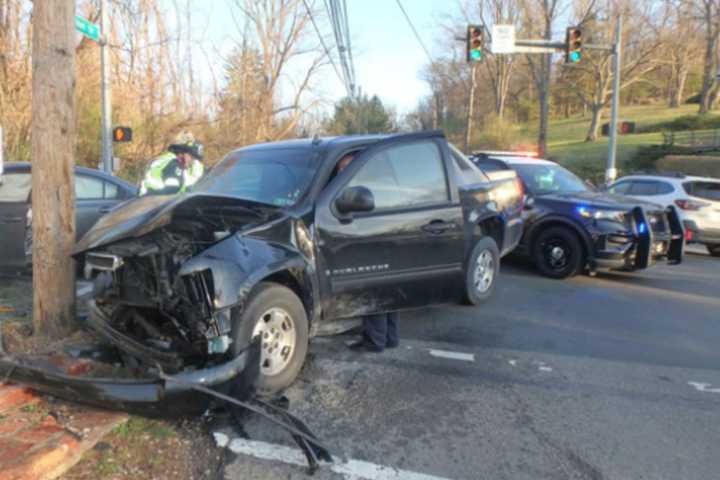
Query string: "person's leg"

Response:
xmin=386 ymin=312 xmax=399 ymax=348
xmin=362 ymin=314 xmax=387 ymax=351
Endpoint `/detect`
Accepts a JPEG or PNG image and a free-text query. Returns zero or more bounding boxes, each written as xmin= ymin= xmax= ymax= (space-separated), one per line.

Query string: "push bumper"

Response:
xmin=594 ymin=206 xmax=684 ymax=271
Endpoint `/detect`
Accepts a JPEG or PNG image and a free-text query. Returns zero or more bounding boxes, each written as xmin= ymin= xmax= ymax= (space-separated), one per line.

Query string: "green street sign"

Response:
xmin=75 ymin=16 xmax=100 ymax=42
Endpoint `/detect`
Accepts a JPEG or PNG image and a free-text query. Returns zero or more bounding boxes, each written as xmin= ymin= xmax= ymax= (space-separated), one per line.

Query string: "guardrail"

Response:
xmin=662 ymin=129 xmax=720 ymax=150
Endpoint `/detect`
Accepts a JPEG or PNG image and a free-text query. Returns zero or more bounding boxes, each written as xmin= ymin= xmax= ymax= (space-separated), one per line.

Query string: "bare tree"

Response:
xmin=32 ymin=0 xmax=77 ymax=338
xmin=692 ymin=0 xmax=720 ymax=113
xmin=520 ymin=0 xmax=566 ymax=157
xmin=664 ymin=1 xmax=700 ymax=107
xmin=569 ymin=0 xmax=664 ymax=141
xmin=474 ymin=0 xmax=521 ymax=118
xmin=228 ymin=0 xmax=327 ymax=142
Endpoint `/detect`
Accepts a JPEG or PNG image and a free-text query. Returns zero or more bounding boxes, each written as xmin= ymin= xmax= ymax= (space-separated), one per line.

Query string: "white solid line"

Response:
xmin=220 ymin=437 xmax=454 ymax=480
xmin=428 ymin=349 xmax=475 ymax=362
xmin=688 ymin=381 xmax=720 ymax=394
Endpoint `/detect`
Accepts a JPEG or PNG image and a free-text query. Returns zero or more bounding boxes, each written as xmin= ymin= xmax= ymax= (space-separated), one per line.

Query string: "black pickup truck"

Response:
xmin=1 ymin=131 xmax=523 ymax=410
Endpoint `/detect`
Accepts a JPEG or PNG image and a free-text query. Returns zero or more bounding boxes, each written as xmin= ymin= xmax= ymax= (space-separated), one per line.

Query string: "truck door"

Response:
xmin=315 ymin=137 xmax=465 ymax=320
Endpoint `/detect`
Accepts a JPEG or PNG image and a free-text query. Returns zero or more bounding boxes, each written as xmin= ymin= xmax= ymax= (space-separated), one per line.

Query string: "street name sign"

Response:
xmin=75 ymin=16 xmax=100 ymax=42
xmin=491 ymin=25 xmax=515 ymax=54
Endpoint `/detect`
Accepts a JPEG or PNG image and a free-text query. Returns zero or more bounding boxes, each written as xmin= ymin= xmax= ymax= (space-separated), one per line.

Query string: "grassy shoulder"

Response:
xmin=520 ymin=104 xmax=720 ymax=178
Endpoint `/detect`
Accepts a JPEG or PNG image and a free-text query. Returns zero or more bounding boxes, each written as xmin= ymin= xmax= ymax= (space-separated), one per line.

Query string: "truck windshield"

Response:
xmin=192 ymin=148 xmax=318 ymax=207
xmin=513 ymin=163 xmax=589 ymax=196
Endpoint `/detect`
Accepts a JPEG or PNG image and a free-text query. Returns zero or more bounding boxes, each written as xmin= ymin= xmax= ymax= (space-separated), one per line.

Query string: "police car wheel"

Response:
xmin=231 ymin=282 xmax=308 ymax=396
xmin=533 ymin=227 xmax=583 ymax=279
xmin=462 ymin=237 xmax=500 ymax=305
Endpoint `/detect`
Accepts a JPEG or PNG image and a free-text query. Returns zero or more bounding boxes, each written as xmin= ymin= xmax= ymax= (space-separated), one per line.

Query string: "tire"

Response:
xmin=462 ymin=237 xmax=500 ymax=305
xmin=231 ymin=282 xmax=309 ymax=396
xmin=532 ymin=227 xmax=584 ymax=279
xmin=708 ymin=244 xmax=720 ymax=257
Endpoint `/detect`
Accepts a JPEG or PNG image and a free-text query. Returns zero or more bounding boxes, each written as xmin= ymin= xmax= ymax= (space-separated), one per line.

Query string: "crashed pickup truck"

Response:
xmin=1 ymin=131 xmax=523 ymax=411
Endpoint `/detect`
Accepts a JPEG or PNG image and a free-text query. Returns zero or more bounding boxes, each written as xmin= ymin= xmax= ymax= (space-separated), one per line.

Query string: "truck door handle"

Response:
xmin=422 ymin=220 xmax=454 ymax=234
xmin=99 ymin=206 xmax=113 ymax=214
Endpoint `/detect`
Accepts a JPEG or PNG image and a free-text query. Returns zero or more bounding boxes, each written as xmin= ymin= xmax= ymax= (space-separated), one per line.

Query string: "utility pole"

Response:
xmin=606 ymin=15 xmax=622 ymax=185
xmin=100 ymin=0 xmax=113 ymax=173
xmin=465 ymin=63 xmax=478 ymax=152
xmin=32 ymin=0 xmax=77 ymax=338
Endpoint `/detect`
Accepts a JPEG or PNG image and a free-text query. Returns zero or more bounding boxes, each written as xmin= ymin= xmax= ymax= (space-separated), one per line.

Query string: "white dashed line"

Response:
xmin=688 ymin=381 xmax=720 ymax=394
xmin=428 ymin=349 xmax=475 ymax=362
xmin=508 ymin=359 xmax=517 ymax=367
xmin=213 ymin=434 xmax=455 ymax=480
xmin=538 ymin=366 xmax=553 ymax=372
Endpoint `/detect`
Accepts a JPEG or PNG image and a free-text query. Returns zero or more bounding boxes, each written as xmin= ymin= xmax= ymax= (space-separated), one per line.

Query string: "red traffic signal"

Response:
xmin=112 ymin=126 xmax=132 ymax=143
xmin=466 ymin=25 xmax=484 ymax=63
xmin=565 ymin=27 xmax=582 ymax=63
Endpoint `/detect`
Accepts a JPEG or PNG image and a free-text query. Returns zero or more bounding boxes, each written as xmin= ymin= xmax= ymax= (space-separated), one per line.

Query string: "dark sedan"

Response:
xmin=0 ymin=162 xmax=137 ymax=271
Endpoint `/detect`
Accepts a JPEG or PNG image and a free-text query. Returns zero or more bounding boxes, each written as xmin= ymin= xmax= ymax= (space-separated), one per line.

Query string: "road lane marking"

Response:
xmin=214 ymin=434 xmax=454 ymax=480
xmin=508 ymin=359 xmax=517 ymax=367
xmin=538 ymin=366 xmax=553 ymax=372
xmin=688 ymin=381 xmax=720 ymax=394
xmin=428 ymin=349 xmax=475 ymax=362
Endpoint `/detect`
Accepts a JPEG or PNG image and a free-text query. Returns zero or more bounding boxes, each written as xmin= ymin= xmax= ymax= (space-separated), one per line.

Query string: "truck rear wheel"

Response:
xmin=532 ymin=227 xmax=584 ymax=279
xmin=708 ymin=244 xmax=720 ymax=257
xmin=231 ymin=282 xmax=308 ymax=396
xmin=462 ymin=237 xmax=500 ymax=305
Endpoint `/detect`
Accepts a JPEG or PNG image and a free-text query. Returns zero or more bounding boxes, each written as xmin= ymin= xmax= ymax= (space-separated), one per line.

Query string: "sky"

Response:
xmin=194 ymin=0 xmax=455 ymax=116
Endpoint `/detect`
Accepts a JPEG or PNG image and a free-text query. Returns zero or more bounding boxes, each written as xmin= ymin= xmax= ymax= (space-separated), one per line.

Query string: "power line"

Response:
xmin=325 ymin=0 xmax=355 ymax=96
xmin=301 ymin=0 xmax=348 ymax=95
xmin=394 ymin=0 xmax=433 ymax=63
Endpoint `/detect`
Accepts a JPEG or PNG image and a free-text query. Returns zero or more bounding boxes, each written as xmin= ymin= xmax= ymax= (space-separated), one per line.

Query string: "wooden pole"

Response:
xmin=31 ymin=0 xmax=77 ymax=338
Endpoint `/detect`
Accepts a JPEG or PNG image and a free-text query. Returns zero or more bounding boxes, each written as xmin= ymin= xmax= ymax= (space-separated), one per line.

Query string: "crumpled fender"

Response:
xmin=178 ymin=233 xmax=309 ymax=311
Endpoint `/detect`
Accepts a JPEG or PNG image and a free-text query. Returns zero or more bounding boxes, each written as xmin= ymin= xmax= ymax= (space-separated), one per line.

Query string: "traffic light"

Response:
xmin=466 ymin=25 xmax=484 ymax=63
xmin=565 ymin=27 xmax=582 ymax=63
xmin=112 ymin=126 xmax=132 ymax=143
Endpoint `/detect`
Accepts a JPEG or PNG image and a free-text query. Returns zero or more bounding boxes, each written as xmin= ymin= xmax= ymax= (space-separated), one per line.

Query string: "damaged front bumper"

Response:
xmin=0 ymin=331 xmax=260 ymax=415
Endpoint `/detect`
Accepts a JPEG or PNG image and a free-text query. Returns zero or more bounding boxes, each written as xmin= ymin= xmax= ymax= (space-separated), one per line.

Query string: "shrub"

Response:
xmin=636 ymin=114 xmax=720 ymax=133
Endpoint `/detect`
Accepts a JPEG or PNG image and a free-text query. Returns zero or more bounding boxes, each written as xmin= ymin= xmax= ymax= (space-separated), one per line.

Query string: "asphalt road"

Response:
xmin=218 ymin=250 xmax=720 ymax=479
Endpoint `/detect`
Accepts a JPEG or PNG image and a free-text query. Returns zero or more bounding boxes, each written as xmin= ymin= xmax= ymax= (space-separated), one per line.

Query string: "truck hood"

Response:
xmin=73 ymin=193 xmax=279 ymax=254
xmin=538 ymin=191 xmax=664 ymax=211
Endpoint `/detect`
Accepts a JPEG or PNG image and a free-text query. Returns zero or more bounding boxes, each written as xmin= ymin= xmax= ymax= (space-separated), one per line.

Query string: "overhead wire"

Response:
xmin=394 ymin=0 xmax=433 ymax=64
xmin=301 ymin=0 xmax=349 ymax=96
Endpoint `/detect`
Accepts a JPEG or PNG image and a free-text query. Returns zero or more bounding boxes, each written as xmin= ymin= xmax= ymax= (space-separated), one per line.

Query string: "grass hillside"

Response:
xmin=521 ymin=104 xmax=720 ymax=179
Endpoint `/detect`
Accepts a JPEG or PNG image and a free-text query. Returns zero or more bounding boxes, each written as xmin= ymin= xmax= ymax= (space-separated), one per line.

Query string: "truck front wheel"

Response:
xmin=231 ymin=282 xmax=309 ymax=396
xmin=463 ymin=237 xmax=500 ymax=305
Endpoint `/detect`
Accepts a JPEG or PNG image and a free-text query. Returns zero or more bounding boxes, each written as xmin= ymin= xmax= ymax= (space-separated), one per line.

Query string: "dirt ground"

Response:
xmin=61 ymin=414 xmax=228 ymax=480
xmin=1 ymin=274 xmax=229 ymax=480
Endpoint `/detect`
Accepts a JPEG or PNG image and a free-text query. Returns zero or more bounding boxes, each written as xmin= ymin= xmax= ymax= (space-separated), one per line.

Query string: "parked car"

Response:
xmin=607 ymin=173 xmax=720 ymax=257
xmin=470 ymin=152 xmax=684 ymax=279
xmin=0 ymin=162 xmax=137 ymax=272
xmin=0 ymin=132 xmax=525 ymax=410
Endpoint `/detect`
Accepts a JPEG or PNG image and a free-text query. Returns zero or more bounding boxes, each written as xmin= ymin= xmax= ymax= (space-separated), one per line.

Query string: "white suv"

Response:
xmin=608 ymin=174 xmax=720 ymax=257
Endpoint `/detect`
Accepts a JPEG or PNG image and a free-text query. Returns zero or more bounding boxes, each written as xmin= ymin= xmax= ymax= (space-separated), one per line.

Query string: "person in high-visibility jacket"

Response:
xmin=139 ymin=132 xmax=205 ymax=195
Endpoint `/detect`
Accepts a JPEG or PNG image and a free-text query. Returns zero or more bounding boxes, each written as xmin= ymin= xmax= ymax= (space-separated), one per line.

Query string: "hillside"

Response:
xmin=520 ymin=104 xmax=720 ymax=179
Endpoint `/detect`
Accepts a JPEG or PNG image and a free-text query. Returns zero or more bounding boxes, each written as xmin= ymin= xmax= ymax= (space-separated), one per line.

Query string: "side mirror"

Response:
xmin=335 ymin=186 xmax=375 ymax=215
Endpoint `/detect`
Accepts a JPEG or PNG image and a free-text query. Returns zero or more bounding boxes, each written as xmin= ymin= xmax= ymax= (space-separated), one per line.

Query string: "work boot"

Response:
xmin=347 ymin=339 xmax=384 ymax=353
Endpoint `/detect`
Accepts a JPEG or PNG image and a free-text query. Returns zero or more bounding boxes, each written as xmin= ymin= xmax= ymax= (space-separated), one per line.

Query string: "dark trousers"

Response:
xmin=363 ymin=312 xmax=399 ymax=349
